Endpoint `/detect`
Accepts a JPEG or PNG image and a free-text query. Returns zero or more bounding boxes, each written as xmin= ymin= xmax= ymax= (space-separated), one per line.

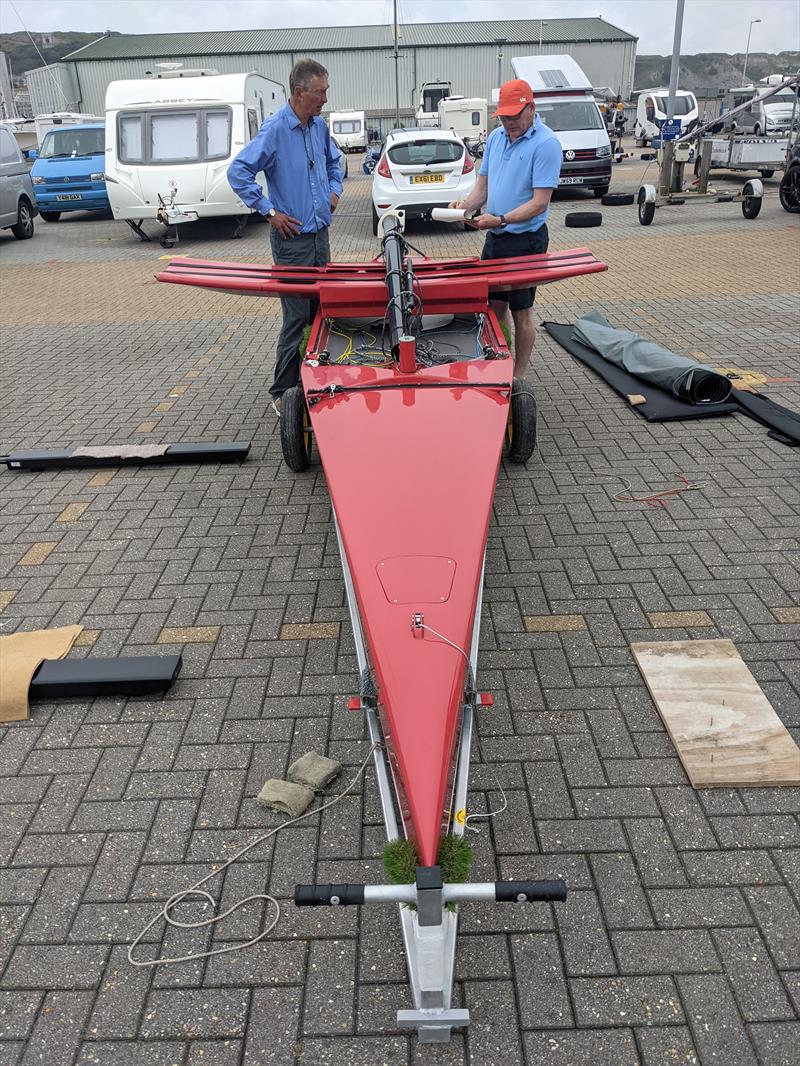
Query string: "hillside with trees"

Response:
xmin=0 ymin=31 xmax=113 ymax=83
xmin=635 ymin=51 xmax=800 ymax=93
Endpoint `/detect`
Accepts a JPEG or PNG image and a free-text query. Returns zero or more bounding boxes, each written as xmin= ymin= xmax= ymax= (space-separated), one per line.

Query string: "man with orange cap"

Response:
xmin=450 ymin=78 xmax=561 ymax=378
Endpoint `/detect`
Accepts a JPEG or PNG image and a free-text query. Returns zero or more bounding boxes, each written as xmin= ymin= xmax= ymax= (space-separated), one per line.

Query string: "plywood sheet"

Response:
xmin=630 ymin=639 xmax=800 ymax=788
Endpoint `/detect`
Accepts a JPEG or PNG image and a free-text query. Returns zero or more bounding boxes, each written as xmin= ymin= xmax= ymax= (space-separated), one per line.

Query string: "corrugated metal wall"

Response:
xmin=26 ymin=63 xmax=81 ymax=113
xmin=28 ymin=40 xmax=636 ymax=118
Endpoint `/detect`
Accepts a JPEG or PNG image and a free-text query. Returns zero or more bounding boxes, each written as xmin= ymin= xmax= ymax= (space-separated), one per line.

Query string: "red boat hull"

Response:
xmin=304 ymin=358 xmax=510 ymax=866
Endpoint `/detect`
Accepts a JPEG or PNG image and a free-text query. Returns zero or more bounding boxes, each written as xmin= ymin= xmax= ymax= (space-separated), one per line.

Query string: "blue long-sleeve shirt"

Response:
xmin=227 ymin=103 xmax=343 ymax=233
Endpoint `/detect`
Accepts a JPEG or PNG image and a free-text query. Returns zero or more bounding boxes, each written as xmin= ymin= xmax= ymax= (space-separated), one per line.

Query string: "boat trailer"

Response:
xmin=157 ymin=213 xmax=606 ymax=1041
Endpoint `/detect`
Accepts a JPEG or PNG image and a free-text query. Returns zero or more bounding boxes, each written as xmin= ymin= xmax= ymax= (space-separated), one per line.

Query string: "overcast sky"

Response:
xmin=2 ymin=0 xmax=799 ymax=56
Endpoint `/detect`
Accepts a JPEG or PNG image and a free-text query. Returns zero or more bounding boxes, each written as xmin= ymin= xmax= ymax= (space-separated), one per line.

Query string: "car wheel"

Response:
xmin=601 ymin=192 xmax=634 ymax=206
xmin=779 ymin=164 xmax=800 ymax=212
xmin=753 ymin=124 xmax=762 ymax=137
xmin=40 ymin=211 xmax=61 ymax=222
xmin=637 ymin=188 xmax=656 ymax=226
xmin=11 ymin=198 xmax=34 ymax=240
xmin=279 ymin=384 xmax=313 ymax=472
xmin=564 ymin=211 xmax=602 ymax=228
xmin=372 ymin=204 xmax=379 ymax=236
xmin=504 ymin=379 xmax=537 ymax=464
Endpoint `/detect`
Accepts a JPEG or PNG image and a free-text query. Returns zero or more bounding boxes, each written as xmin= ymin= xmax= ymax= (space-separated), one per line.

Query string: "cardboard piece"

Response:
xmin=0 ymin=625 xmax=83 ymax=722
xmin=631 ymin=639 xmax=800 ymax=787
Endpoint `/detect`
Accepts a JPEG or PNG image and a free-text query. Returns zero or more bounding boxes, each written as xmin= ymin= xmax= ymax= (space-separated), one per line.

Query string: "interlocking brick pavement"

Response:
xmin=1 ymin=145 xmax=798 ymax=1064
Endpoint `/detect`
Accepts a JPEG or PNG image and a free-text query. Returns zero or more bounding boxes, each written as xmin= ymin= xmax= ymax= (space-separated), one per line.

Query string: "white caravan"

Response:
xmin=329 ymin=110 xmax=367 ymax=151
xmin=511 ymin=54 xmax=612 ymax=198
xmin=635 ymin=88 xmax=699 ymax=144
xmin=438 ymin=96 xmax=487 ymax=144
xmin=104 ymin=69 xmax=285 ymax=243
xmin=34 ymin=112 xmax=104 ymax=144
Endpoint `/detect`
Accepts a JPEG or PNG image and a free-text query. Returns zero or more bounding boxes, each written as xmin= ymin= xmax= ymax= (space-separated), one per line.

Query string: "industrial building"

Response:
xmin=25 ymin=17 xmax=637 ymax=136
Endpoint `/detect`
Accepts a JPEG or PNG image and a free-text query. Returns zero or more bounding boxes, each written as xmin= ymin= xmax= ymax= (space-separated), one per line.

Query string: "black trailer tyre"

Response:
xmin=564 ymin=211 xmax=602 ymax=228
xmin=40 ymin=211 xmax=61 ymax=222
xmin=601 ymin=192 xmax=635 ymax=206
xmin=779 ymin=164 xmax=800 ymax=212
xmin=280 ymin=385 xmax=313 ymax=472
xmin=11 ymin=198 xmax=34 ymax=239
xmin=505 ymin=379 xmax=537 ymax=464
xmin=638 ymin=188 xmax=656 ymax=226
xmin=741 ymin=185 xmax=762 ymax=220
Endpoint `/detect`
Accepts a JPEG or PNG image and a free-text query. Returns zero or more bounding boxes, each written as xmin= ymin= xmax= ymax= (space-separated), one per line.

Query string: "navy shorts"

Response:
xmin=481 ymin=224 xmax=549 ymax=311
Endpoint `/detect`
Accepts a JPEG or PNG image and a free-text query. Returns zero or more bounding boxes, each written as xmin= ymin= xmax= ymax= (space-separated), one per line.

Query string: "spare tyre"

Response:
xmin=600 ymin=192 xmax=635 ymax=206
xmin=564 ymin=211 xmax=602 ymax=228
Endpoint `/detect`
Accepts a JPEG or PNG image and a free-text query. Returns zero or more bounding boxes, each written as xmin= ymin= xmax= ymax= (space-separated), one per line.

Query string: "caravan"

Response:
xmin=635 ymin=89 xmax=699 ymax=144
xmin=415 ymin=81 xmax=451 ymax=127
xmin=438 ymin=96 xmax=487 ymax=145
xmin=329 ymin=110 xmax=367 ymax=152
xmin=104 ymin=69 xmax=285 ymax=242
xmin=511 ymin=55 xmax=612 ymax=198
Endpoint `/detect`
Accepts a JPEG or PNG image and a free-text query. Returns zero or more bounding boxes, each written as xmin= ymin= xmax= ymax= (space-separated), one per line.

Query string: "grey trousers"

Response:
xmin=269 ymin=226 xmax=331 ymax=399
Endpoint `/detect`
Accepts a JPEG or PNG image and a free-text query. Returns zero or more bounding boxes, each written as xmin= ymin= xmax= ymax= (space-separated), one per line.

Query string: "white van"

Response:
xmin=511 ymin=55 xmax=612 ymax=198
xmin=329 ymin=110 xmax=366 ymax=152
xmin=104 ymin=69 xmax=285 ymax=241
xmin=438 ymin=96 xmax=487 ymax=144
xmin=416 ymin=82 xmax=451 ymax=127
xmin=635 ymin=89 xmax=698 ymax=144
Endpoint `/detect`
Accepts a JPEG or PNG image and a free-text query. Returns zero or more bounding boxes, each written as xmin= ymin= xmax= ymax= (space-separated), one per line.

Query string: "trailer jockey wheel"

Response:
xmin=505 ymin=379 xmax=537 ymax=464
xmin=280 ymin=384 xmax=313 ymax=472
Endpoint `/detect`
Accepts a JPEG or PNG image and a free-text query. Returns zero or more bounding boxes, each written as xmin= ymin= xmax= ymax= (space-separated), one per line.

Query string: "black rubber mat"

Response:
xmin=733 ymin=390 xmax=800 ymax=446
xmin=543 ymin=322 xmax=738 ymax=422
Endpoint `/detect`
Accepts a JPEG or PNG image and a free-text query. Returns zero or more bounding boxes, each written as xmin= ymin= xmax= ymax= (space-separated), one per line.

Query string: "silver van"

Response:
xmin=0 ymin=123 xmax=37 ymax=239
xmin=721 ymin=88 xmax=767 ymax=136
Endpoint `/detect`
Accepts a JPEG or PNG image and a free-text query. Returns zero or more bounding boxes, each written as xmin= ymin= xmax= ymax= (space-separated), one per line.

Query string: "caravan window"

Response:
xmin=422 ymin=88 xmax=448 ymax=112
xmin=119 ymin=115 xmax=144 ymax=162
xmin=117 ymin=107 xmax=232 ymax=164
xmin=151 ymin=112 xmax=199 ymax=162
xmin=654 ymin=95 xmax=694 ymax=115
xmin=471 ymin=112 xmax=481 ymax=125
xmin=247 ymin=109 xmax=260 ymax=140
xmin=333 ymin=119 xmax=361 ymax=135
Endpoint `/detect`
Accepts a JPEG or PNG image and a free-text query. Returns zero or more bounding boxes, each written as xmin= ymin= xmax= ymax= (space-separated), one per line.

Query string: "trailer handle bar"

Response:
xmin=294 ymin=878 xmax=566 ymax=907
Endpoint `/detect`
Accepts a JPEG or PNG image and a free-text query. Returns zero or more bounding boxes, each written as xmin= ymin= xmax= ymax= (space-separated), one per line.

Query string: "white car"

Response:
xmin=371 ymin=127 xmax=476 ymax=234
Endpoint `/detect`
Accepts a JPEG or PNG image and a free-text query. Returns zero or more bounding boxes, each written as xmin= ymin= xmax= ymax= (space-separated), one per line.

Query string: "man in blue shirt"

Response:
xmin=450 ymin=79 xmax=562 ymax=379
xmin=228 ymin=58 xmax=344 ymax=413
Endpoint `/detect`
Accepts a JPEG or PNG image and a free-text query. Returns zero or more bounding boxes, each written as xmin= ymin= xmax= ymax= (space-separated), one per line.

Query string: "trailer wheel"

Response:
xmin=741 ymin=182 xmax=762 ymax=220
xmin=564 ymin=211 xmax=602 ymax=228
xmin=40 ymin=211 xmax=61 ymax=222
xmin=505 ymin=379 xmax=537 ymax=464
xmin=759 ymin=170 xmax=774 ymax=179
xmin=280 ymin=385 xmax=313 ymax=472
xmin=779 ymin=163 xmax=800 ymax=212
xmin=601 ymin=192 xmax=635 ymax=206
xmin=372 ymin=204 xmax=379 ymax=236
xmin=638 ymin=188 xmax=656 ymax=226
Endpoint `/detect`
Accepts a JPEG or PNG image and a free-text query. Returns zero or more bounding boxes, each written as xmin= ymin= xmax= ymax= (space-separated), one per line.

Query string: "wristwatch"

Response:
xmin=265 ymin=208 xmax=276 ymax=220
xmin=498 ymin=214 xmax=507 ymax=227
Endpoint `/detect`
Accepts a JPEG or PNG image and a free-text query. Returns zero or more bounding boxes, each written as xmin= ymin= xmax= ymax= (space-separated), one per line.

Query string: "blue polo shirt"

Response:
xmin=228 ymin=103 xmax=344 ymax=233
xmin=479 ymin=115 xmax=562 ymax=233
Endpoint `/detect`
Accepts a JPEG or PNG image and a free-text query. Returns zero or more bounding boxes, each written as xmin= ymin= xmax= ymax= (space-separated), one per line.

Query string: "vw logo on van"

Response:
xmin=565 ymin=149 xmax=576 ymax=160
xmin=63 ymin=176 xmax=70 ymax=182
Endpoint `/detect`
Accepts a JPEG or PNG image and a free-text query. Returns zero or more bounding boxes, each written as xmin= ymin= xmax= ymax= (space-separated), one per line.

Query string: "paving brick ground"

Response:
xmin=1 ymin=142 xmax=799 ymax=1065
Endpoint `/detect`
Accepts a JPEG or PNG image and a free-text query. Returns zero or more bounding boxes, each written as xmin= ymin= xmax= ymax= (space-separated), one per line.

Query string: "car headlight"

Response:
xmin=596 ymin=145 xmax=611 ymax=158
xmin=90 ymin=172 xmax=105 ymax=182
xmin=32 ymin=175 xmax=45 ymax=184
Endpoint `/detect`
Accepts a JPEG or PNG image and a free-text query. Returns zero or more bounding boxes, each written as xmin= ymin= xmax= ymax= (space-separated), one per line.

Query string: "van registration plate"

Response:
xmin=558 ymin=177 xmax=584 ymax=185
xmin=56 ymin=194 xmax=82 ymax=201
xmin=411 ymin=174 xmax=445 ymax=184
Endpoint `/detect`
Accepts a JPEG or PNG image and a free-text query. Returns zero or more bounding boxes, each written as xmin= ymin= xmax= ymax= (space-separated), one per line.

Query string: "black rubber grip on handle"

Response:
xmin=294 ymin=883 xmax=366 ymax=907
xmin=494 ymin=879 xmax=567 ymax=903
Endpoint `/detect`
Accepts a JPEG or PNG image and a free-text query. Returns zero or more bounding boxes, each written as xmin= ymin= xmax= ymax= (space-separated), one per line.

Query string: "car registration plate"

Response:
xmin=56 ymin=194 xmax=82 ymax=201
xmin=558 ymin=177 xmax=584 ymax=186
xmin=411 ymin=174 xmax=445 ymax=184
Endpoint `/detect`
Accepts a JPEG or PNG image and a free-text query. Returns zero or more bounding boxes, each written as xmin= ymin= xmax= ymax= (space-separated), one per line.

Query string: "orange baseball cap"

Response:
xmin=494 ymin=79 xmax=534 ymax=116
